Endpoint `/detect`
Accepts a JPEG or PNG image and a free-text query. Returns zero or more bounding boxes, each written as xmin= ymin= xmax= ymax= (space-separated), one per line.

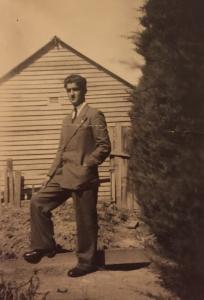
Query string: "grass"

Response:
xmin=0 ymin=271 xmax=49 ymax=300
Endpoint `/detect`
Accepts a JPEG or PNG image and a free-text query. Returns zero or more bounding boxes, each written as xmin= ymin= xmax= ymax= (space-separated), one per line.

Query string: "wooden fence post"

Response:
xmin=8 ymin=172 xmax=14 ymax=205
xmin=4 ymin=159 xmax=13 ymax=205
xmin=3 ymin=159 xmax=22 ymax=207
xmin=110 ymin=158 xmax=116 ymax=203
xmin=4 ymin=173 xmax=8 ymax=205
xmin=14 ymin=171 xmax=21 ymax=207
xmin=8 ymin=159 xmax=14 ymax=205
xmin=110 ymin=125 xmax=139 ymax=210
xmin=121 ymin=157 xmax=128 ymax=209
xmin=115 ymin=124 xmax=122 ymax=208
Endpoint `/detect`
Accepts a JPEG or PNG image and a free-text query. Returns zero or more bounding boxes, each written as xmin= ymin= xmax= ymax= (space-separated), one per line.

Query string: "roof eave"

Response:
xmin=0 ymin=36 xmax=135 ymax=89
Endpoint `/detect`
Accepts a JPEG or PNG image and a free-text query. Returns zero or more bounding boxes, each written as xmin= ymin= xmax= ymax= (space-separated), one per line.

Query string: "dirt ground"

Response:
xmin=0 ymin=200 xmax=177 ymax=300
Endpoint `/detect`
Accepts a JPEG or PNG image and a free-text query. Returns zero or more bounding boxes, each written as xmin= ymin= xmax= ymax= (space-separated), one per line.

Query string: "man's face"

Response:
xmin=65 ymin=82 xmax=85 ymax=107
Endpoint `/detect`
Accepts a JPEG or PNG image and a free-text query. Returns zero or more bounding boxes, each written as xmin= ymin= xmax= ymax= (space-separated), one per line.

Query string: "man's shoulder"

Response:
xmin=87 ymin=105 xmax=103 ymax=117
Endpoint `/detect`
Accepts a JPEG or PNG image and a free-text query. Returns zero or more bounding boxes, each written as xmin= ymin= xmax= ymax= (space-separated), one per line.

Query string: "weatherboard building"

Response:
xmin=0 ymin=36 xmax=136 ymax=209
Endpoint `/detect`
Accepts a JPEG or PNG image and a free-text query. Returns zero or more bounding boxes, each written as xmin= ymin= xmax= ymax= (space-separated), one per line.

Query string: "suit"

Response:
xmin=30 ymin=103 xmax=111 ymax=268
xmin=48 ymin=103 xmax=111 ymax=189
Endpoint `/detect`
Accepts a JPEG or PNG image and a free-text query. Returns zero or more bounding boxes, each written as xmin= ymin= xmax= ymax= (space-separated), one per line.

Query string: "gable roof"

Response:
xmin=0 ymin=36 xmax=134 ymax=89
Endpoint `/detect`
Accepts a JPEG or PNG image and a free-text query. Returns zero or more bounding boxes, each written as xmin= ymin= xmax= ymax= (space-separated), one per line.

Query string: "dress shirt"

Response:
xmin=71 ymin=102 xmax=87 ymax=120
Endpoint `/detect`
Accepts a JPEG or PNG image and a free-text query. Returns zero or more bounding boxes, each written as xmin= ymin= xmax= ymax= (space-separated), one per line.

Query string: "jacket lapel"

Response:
xmin=75 ymin=103 xmax=89 ymax=124
xmin=62 ymin=104 xmax=89 ymax=150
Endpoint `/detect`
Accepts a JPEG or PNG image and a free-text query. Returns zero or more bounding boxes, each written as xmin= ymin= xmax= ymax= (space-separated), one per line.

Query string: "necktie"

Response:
xmin=72 ymin=107 xmax=77 ymax=122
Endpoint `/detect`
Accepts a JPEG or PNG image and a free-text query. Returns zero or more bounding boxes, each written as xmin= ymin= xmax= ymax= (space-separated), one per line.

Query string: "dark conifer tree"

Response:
xmin=130 ymin=1 xmax=204 ymax=299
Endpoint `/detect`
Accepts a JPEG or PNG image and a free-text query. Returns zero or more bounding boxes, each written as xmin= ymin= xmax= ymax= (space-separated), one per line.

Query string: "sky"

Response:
xmin=0 ymin=0 xmax=144 ymax=85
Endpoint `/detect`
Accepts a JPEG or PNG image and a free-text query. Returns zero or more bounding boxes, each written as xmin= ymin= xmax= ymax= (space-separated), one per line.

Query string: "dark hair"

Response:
xmin=64 ymin=74 xmax=87 ymax=93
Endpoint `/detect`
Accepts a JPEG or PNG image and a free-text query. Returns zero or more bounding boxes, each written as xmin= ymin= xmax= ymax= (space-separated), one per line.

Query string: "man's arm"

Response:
xmin=84 ymin=111 xmax=111 ymax=167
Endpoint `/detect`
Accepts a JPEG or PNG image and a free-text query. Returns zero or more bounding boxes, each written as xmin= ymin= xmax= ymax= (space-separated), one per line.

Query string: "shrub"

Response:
xmin=130 ymin=1 xmax=204 ymax=299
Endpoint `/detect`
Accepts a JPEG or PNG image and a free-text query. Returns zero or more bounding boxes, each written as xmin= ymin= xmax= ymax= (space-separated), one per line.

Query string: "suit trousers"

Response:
xmin=30 ymin=176 xmax=98 ymax=269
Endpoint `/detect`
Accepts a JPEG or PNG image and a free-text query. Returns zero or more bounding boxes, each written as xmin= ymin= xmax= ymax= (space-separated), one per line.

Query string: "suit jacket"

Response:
xmin=48 ymin=103 xmax=111 ymax=190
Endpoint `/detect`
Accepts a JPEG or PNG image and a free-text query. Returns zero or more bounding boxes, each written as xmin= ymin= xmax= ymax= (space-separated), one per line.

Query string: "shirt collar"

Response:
xmin=75 ymin=101 xmax=87 ymax=115
xmin=72 ymin=101 xmax=87 ymax=119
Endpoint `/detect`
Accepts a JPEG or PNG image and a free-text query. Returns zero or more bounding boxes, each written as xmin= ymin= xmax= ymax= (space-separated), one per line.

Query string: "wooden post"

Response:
xmin=108 ymin=126 xmax=116 ymax=203
xmin=7 ymin=159 xmax=14 ymax=205
xmin=3 ymin=159 xmax=16 ymax=206
xmin=4 ymin=170 xmax=9 ymax=205
xmin=110 ymin=157 xmax=116 ymax=203
xmin=115 ymin=124 xmax=122 ymax=209
xmin=121 ymin=158 xmax=128 ymax=209
xmin=127 ymin=174 xmax=137 ymax=210
xmin=127 ymin=190 xmax=134 ymax=210
xmin=14 ymin=171 xmax=21 ymax=207
xmin=8 ymin=172 xmax=14 ymax=205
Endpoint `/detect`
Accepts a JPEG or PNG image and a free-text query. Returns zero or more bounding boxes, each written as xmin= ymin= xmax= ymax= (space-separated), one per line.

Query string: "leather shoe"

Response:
xmin=67 ymin=266 xmax=97 ymax=277
xmin=23 ymin=249 xmax=56 ymax=264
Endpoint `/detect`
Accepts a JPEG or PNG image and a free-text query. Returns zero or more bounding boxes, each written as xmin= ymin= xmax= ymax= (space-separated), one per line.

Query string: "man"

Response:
xmin=23 ymin=74 xmax=111 ymax=277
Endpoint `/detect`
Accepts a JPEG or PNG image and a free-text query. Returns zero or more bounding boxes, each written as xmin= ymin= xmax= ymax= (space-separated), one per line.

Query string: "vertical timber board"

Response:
xmin=115 ymin=123 xmax=122 ymax=208
xmin=122 ymin=125 xmax=135 ymax=209
xmin=121 ymin=126 xmax=130 ymax=210
xmin=126 ymin=164 xmax=139 ymax=210
xmin=114 ymin=156 xmax=121 ymax=208
xmin=8 ymin=172 xmax=14 ymax=205
xmin=4 ymin=172 xmax=9 ymax=204
xmin=110 ymin=157 xmax=116 ymax=203
xmin=121 ymin=157 xmax=128 ymax=209
xmin=14 ymin=171 xmax=21 ymax=207
xmin=122 ymin=126 xmax=136 ymax=210
xmin=127 ymin=188 xmax=135 ymax=210
xmin=108 ymin=126 xmax=116 ymax=203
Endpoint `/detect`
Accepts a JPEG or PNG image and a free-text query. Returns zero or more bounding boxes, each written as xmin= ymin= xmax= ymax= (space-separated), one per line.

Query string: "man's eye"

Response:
xmin=67 ymin=88 xmax=79 ymax=92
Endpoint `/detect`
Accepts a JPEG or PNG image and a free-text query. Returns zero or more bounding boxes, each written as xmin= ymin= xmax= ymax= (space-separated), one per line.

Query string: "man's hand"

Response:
xmin=42 ymin=175 xmax=51 ymax=188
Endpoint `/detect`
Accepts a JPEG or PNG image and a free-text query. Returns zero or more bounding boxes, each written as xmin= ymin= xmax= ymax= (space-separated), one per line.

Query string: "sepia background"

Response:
xmin=0 ymin=0 xmax=144 ymax=85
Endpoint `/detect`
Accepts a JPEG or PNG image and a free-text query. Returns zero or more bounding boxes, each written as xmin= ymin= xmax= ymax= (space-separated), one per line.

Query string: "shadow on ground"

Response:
xmin=104 ymin=262 xmax=150 ymax=271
